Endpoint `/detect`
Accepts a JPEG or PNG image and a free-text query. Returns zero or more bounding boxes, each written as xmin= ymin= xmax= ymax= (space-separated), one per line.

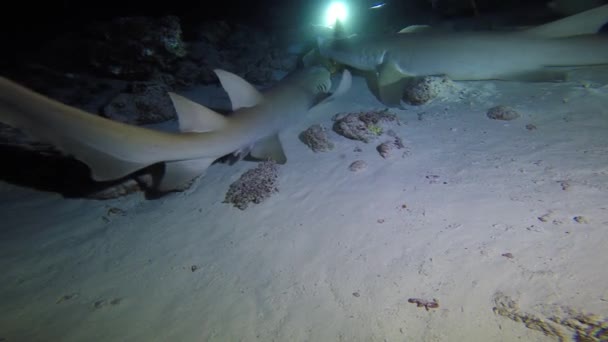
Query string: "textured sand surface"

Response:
xmin=1 ymin=68 xmax=607 ymax=341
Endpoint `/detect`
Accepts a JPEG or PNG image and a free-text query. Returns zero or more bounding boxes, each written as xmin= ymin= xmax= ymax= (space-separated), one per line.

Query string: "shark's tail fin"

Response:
xmin=526 ymin=4 xmax=608 ymax=38
xmin=0 ymin=77 xmax=167 ymax=182
xmin=0 ymin=76 xmax=219 ymax=194
xmin=332 ymin=19 xmax=348 ymax=39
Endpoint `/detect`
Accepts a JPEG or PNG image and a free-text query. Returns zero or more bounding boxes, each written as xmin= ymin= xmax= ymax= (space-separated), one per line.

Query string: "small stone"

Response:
xmin=348 ymin=160 xmax=367 ymax=172
xmin=352 ymin=292 xmax=360 ymax=297
xmin=377 ymin=142 xmax=392 ymax=158
xmin=487 ymin=105 xmax=520 ymax=121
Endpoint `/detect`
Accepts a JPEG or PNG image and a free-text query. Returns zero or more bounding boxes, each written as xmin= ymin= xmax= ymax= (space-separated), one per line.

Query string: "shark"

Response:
xmin=547 ymin=0 xmax=607 ymax=16
xmin=316 ymin=4 xmax=608 ymax=106
xmin=0 ymin=66 xmax=351 ymax=195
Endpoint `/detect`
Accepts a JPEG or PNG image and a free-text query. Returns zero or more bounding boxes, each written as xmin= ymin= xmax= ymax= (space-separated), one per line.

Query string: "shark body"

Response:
xmin=317 ymin=5 xmax=608 ymax=106
xmin=0 ymin=67 xmax=351 ymax=194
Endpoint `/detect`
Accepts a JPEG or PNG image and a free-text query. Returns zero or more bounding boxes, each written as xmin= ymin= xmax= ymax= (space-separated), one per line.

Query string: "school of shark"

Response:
xmin=1 ymin=4 xmax=608 ymax=196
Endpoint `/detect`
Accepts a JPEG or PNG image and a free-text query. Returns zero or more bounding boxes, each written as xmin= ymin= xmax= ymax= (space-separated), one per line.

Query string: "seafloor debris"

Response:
xmin=573 ymin=216 xmax=588 ymax=224
xmin=402 ymin=76 xmax=453 ymax=105
xmin=501 ymin=252 xmax=514 ymax=259
xmin=526 ymin=123 xmax=538 ymax=131
xmin=487 ymin=105 xmax=520 ymax=121
xmin=558 ymin=180 xmax=571 ymax=191
xmin=56 ymin=293 xmax=79 ymax=304
xmin=492 ymin=291 xmax=608 ymax=341
xmin=408 ymin=298 xmax=439 ymax=311
xmin=93 ymin=297 xmax=123 ymax=309
xmin=299 ymin=124 xmax=334 ymax=152
xmin=348 ymin=160 xmax=368 ymax=172
xmin=332 ymin=109 xmax=399 ymax=143
xmin=224 ymin=161 xmax=279 ymax=210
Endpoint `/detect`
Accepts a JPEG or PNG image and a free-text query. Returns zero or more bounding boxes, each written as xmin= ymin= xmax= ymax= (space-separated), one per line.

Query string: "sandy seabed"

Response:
xmin=1 ymin=67 xmax=607 ymax=341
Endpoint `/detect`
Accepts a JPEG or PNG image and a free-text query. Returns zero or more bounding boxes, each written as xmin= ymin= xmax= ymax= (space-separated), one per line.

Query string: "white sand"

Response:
xmin=1 ymin=68 xmax=607 ymax=341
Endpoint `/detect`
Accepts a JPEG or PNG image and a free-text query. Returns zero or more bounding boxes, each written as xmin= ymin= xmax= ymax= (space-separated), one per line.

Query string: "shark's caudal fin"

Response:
xmin=526 ymin=4 xmax=608 ymax=37
xmin=0 ymin=77 xmax=223 ymax=193
xmin=0 ymin=76 xmax=164 ymax=182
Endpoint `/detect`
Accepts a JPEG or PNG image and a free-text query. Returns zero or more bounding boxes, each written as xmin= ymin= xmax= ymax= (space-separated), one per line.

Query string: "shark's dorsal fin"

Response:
xmin=214 ymin=69 xmax=264 ymax=111
xmin=525 ymin=4 xmax=608 ymax=38
xmin=250 ymin=134 xmax=287 ymax=164
xmin=333 ymin=19 xmax=348 ymax=39
xmin=168 ymin=92 xmax=227 ymax=133
xmin=398 ymin=25 xmax=432 ymax=34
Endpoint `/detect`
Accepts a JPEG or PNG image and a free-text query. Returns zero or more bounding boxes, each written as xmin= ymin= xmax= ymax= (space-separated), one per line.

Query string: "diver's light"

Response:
xmin=325 ymin=2 xmax=348 ymax=27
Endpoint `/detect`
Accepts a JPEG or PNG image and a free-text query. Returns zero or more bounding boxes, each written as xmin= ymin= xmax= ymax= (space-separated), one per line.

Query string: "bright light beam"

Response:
xmin=325 ymin=2 xmax=348 ymax=27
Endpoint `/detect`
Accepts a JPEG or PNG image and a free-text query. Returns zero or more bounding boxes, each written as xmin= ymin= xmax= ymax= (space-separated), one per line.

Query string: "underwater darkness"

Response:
xmin=1 ymin=0 xmax=557 ymax=38
xmin=0 ymin=0 xmax=567 ymax=71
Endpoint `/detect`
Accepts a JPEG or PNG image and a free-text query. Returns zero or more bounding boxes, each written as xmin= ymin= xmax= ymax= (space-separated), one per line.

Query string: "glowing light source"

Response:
xmin=325 ymin=2 xmax=348 ymax=27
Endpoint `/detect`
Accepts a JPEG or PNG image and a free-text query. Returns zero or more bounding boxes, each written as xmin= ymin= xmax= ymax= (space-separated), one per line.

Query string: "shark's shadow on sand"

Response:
xmin=0 ymin=67 xmax=352 ymax=199
xmin=0 ymin=103 xmax=239 ymax=200
xmin=0 ymin=144 xmax=125 ymax=198
xmin=0 ymin=102 xmax=237 ymax=199
xmin=0 ymin=143 xmax=247 ymax=199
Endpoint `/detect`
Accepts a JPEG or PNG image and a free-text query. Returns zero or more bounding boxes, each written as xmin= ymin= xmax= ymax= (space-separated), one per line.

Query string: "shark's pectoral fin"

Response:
xmin=214 ymin=69 xmax=264 ymax=111
xmin=168 ymin=92 xmax=228 ymax=133
xmin=249 ymin=134 xmax=287 ymax=164
xmin=76 ymin=148 xmax=150 ymax=182
xmin=152 ymin=158 xmax=215 ymax=193
xmin=398 ymin=25 xmax=432 ymax=34
xmin=317 ymin=69 xmax=352 ymax=106
xmin=377 ymin=59 xmax=411 ymax=107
